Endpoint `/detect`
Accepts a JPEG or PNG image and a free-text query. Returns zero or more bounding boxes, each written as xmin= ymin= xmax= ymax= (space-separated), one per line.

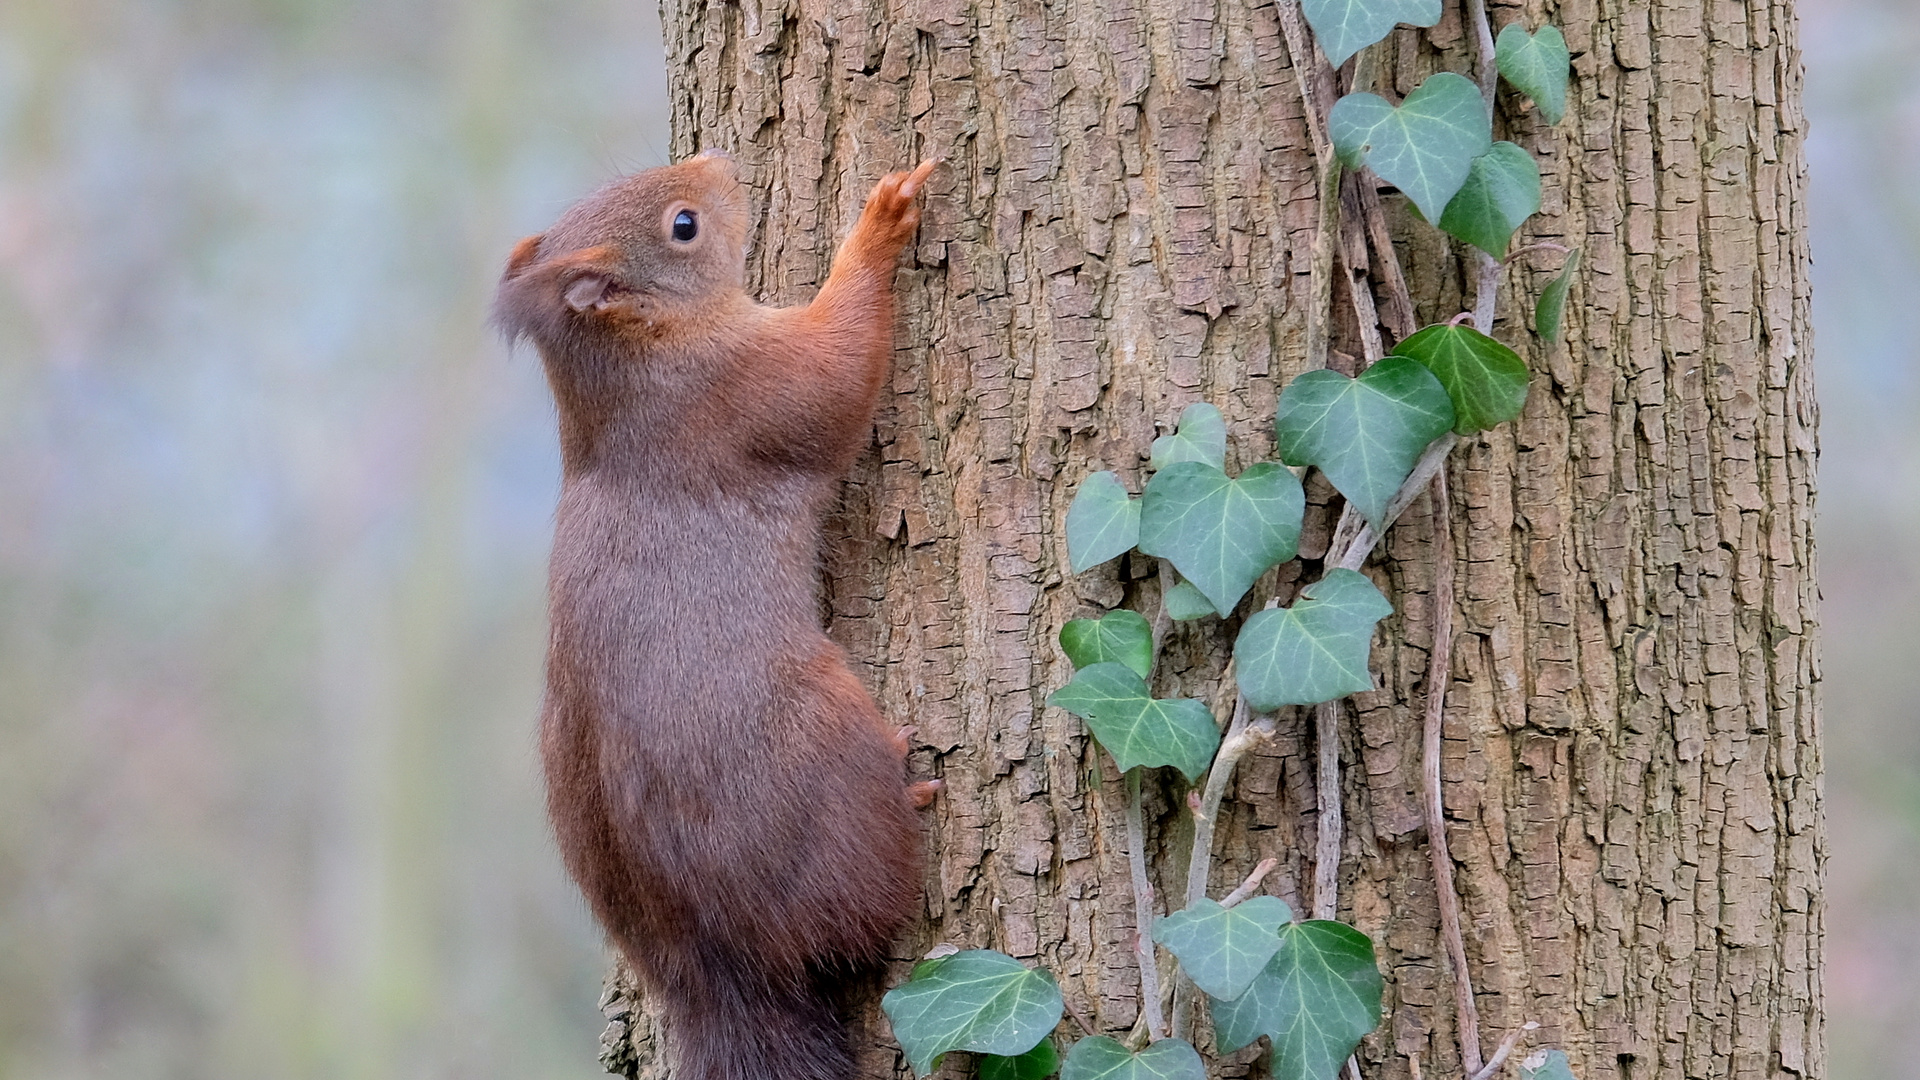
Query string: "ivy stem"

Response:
xmin=1124 ymin=767 xmax=1167 ymax=1042
xmin=1342 ymin=174 xmax=1386 ymax=366
xmin=1183 ymin=693 xmax=1255 ymax=907
xmin=1341 ymin=47 xmax=1387 ymax=365
xmin=1062 ymin=995 xmax=1100 ymax=1039
xmin=1467 ymin=0 xmax=1499 ymax=104
xmin=1332 ymin=435 xmax=1459 ymax=571
xmin=1466 ymin=0 xmax=1501 ymax=336
xmin=1308 ymin=160 xmax=1343 ymax=372
xmin=1311 ymin=698 xmax=1344 ymax=921
xmin=1510 ymin=241 xmax=1572 ymax=260
xmin=1421 ymin=468 xmax=1482 ymax=1076
xmin=1277 ymin=0 xmax=1342 ymax=374
xmin=1220 ymin=857 xmax=1280 ymax=909
xmin=1469 ymin=1023 xmax=1539 ymax=1080
xmin=1170 ymin=601 xmax=1277 ymax=1040
xmin=1152 ymin=559 xmax=1178 ymax=658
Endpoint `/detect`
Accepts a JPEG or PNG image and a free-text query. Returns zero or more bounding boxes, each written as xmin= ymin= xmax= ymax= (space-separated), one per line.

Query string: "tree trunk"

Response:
xmin=604 ymin=0 xmax=1821 ymax=1077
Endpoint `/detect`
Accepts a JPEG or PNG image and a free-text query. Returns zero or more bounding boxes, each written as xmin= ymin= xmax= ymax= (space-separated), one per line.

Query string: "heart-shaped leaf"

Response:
xmin=1162 ymin=578 xmax=1219 ymax=621
xmin=1150 ymin=403 xmax=1227 ymax=471
xmin=1274 ymin=356 xmax=1454 ymax=529
xmin=1519 ymin=1049 xmax=1578 ymax=1080
xmin=1210 ymin=921 xmax=1384 ymax=1080
xmin=1301 ymin=0 xmax=1441 ymax=68
xmin=1059 ymin=1036 xmax=1206 ymax=1080
xmin=1391 ymin=323 xmax=1531 ymax=434
xmin=1496 ymin=23 xmax=1571 ymax=124
xmin=1234 ymin=569 xmax=1393 ymax=711
xmin=1330 ymin=73 xmax=1491 ymax=222
xmin=982 ymin=1038 xmax=1063 ymax=1080
xmin=1534 ymin=247 xmax=1579 ymax=343
xmin=1048 ymin=662 xmax=1222 ymax=780
xmin=1067 ymin=471 xmax=1140 ymax=573
xmin=1436 ymin=142 xmax=1541 ymax=257
xmin=1152 ymin=896 xmax=1294 ymax=1001
xmin=882 ymin=950 xmax=1065 ymax=1077
xmin=1137 ymin=462 xmax=1304 ymax=617
xmin=1060 ymin=610 xmax=1155 ymax=678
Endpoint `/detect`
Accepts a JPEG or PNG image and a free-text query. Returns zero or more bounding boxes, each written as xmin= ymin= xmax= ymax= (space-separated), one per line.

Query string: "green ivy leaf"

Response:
xmin=1059 ymin=1036 xmax=1206 ymax=1080
xmin=1234 ymin=570 xmax=1393 ymax=711
xmin=1163 ymin=578 xmax=1219 ymax=621
xmin=1067 ymin=472 xmax=1140 ymax=573
xmin=881 ymin=950 xmax=1065 ymax=1077
xmin=1210 ymin=921 xmax=1384 ymax=1080
xmin=1330 ymin=73 xmax=1491 ymax=223
xmin=982 ymin=1038 xmax=1063 ymax=1080
xmin=1150 ymin=403 xmax=1228 ymax=471
xmin=1436 ymin=142 xmax=1541 ymax=257
xmin=1301 ymin=0 xmax=1441 ymax=68
xmin=1060 ymin=611 xmax=1155 ymax=679
xmin=1391 ymin=323 xmax=1531 ymax=434
xmin=1519 ymin=1050 xmax=1578 ymax=1080
xmin=1534 ymin=247 xmax=1579 ymax=343
xmin=1137 ymin=462 xmax=1304 ymax=617
xmin=1274 ymin=356 xmax=1454 ymax=529
xmin=1048 ymin=663 xmax=1222 ymax=781
xmin=1495 ymin=23 xmax=1571 ymax=124
xmin=1151 ymin=896 xmax=1293 ymax=1002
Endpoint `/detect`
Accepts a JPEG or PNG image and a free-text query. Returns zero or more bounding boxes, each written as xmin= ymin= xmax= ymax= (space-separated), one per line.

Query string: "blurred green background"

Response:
xmin=0 ymin=0 xmax=1909 ymax=1077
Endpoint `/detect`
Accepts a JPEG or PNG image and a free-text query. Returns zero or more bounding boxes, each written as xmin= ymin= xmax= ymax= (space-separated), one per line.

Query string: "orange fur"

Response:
xmin=494 ymin=154 xmax=939 ymax=1080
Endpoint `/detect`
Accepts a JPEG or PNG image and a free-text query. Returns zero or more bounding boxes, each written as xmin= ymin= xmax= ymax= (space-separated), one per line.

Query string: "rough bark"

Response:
xmin=603 ymin=0 xmax=1822 ymax=1077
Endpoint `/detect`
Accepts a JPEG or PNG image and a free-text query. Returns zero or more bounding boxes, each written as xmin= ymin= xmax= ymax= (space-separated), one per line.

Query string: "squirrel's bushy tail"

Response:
xmin=655 ymin=941 xmax=860 ymax=1080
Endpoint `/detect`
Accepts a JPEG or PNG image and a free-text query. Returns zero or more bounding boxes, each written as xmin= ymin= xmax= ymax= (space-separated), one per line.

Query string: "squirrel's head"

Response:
xmin=493 ymin=149 xmax=750 ymax=350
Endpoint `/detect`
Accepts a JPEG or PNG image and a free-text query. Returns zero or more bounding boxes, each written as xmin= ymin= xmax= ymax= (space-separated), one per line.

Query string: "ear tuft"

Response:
xmin=504 ymin=234 xmax=544 ymax=278
xmin=564 ymin=273 xmax=611 ymax=312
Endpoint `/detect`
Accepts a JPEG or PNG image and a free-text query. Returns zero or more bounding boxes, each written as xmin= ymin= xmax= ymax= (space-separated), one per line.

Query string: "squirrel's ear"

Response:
xmin=550 ymin=245 xmax=624 ymax=311
xmin=564 ymin=273 xmax=612 ymax=311
xmin=504 ymin=234 xmax=544 ymax=278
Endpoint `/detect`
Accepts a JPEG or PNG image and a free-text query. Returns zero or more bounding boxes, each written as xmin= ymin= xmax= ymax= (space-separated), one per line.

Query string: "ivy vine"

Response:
xmin=881 ymin=0 xmax=1579 ymax=1077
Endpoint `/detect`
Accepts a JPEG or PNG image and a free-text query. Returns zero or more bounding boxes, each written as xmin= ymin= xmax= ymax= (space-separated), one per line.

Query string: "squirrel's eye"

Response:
xmin=671 ymin=210 xmax=698 ymax=243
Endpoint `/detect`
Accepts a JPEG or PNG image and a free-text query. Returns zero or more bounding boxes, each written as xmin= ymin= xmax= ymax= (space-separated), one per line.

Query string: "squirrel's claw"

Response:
xmin=896 ymin=158 xmax=940 ymax=200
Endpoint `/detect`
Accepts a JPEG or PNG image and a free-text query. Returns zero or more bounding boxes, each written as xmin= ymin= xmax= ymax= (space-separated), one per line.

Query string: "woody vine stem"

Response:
xmin=878 ymin=1 xmax=1585 ymax=1079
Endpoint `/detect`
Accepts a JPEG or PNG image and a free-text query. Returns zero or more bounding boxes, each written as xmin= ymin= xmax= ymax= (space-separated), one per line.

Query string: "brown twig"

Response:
xmin=1124 ymin=768 xmax=1167 ymax=1041
xmin=1356 ymin=179 xmax=1418 ymax=341
xmin=1278 ymin=0 xmax=1342 ymax=376
xmin=1508 ymin=241 xmax=1571 ymax=260
xmin=1311 ymin=697 xmax=1344 ymax=921
xmin=1469 ymin=1023 xmax=1540 ymax=1080
xmin=1062 ymin=994 xmax=1100 ymax=1039
xmin=1220 ymin=858 xmax=1281 ymax=909
xmin=1336 ymin=166 xmax=1385 ymax=364
xmin=1421 ymin=467 xmax=1482 ymax=1075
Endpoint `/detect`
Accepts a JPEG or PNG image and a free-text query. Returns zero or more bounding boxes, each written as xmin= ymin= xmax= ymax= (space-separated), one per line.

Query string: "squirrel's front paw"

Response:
xmin=853 ymin=159 xmax=940 ymax=253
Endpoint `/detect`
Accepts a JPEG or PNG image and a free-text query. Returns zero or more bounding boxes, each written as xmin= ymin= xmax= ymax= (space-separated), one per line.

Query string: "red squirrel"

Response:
xmin=494 ymin=151 xmax=940 ymax=1080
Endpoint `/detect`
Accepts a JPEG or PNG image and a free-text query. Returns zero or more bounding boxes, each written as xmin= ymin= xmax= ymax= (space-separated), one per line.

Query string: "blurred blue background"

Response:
xmin=0 ymin=0 xmax=1908 ymax=1077
xmin=0 ymin=2 xmax=665 ymax=1077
